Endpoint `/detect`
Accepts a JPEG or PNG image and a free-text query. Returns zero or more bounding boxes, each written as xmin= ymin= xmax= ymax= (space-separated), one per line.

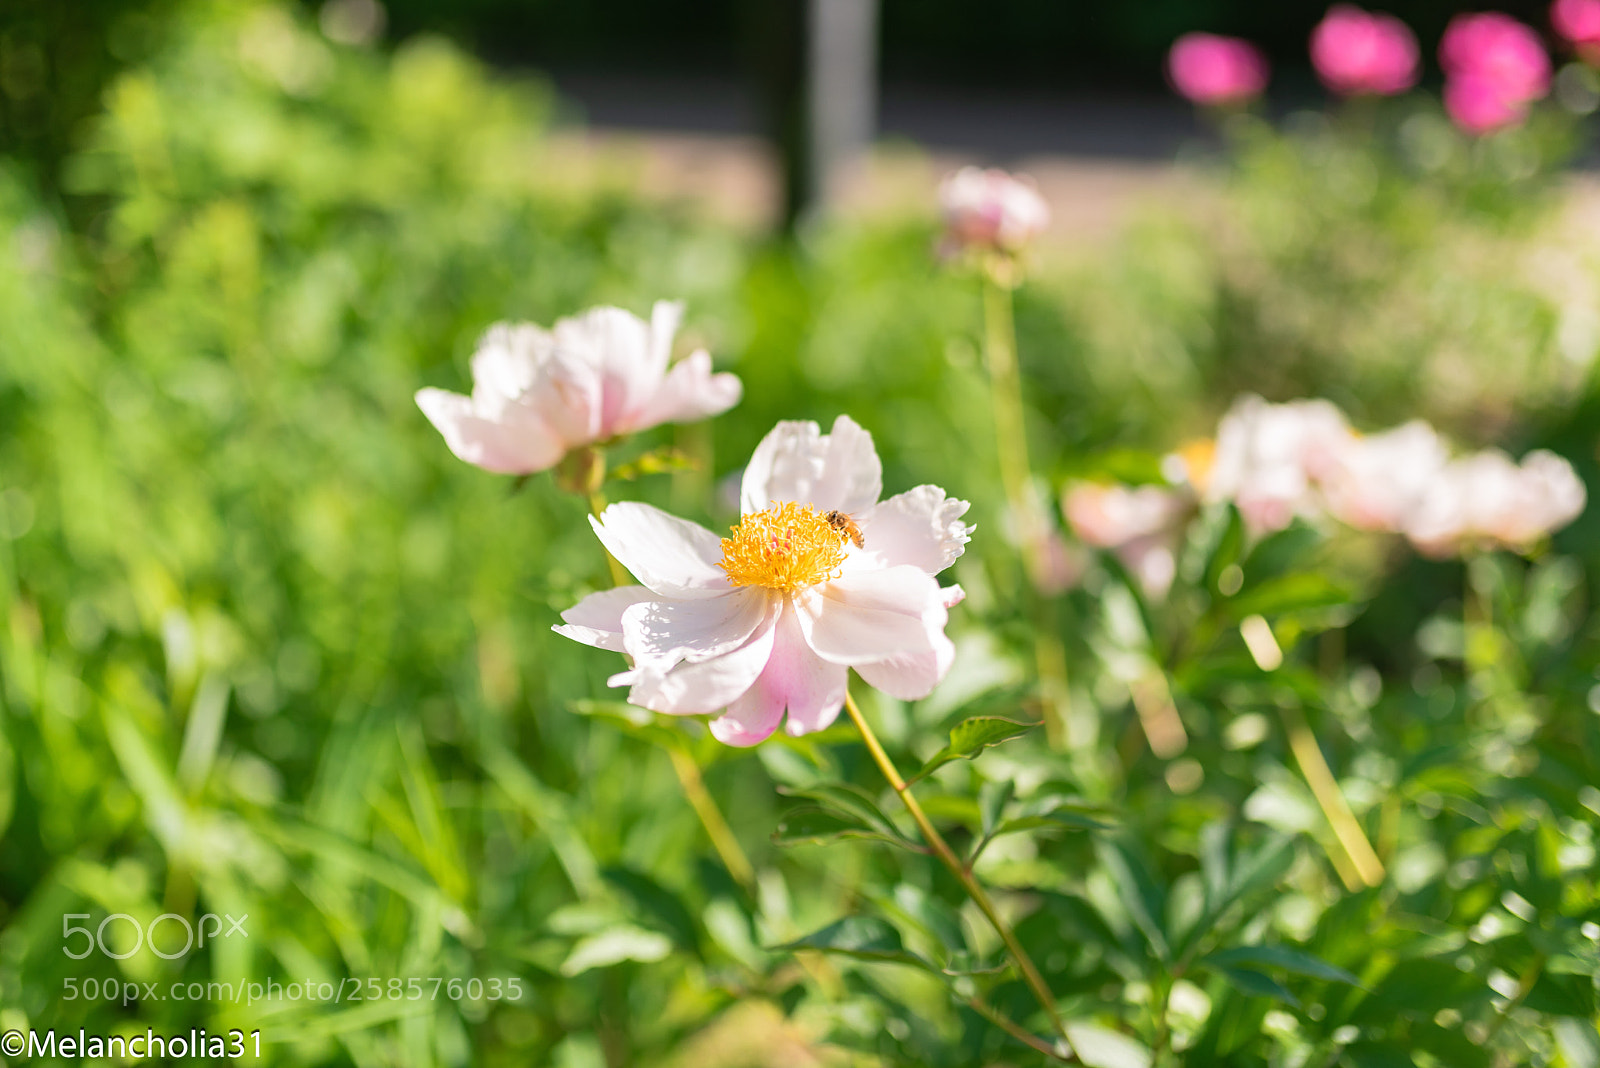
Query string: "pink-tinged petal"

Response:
xmin=740 ymin=415 xmax=883 ymax=515
xmin=855 ymin=635 xmax=956 ymax=701
xmin=855 ymin=485 xmax=973 ymax=574
xmin=528 ymin=341 xmax=603 ymax=447
xmin=646 ymin=300 xmax=684 ymax=387
xmin=415 ymin=387 xmax=566 ymax=474
xmin=552 ymin=305 xmax=655 ymax=437
xmin=623 ymin=603 xmax=780 ymax=714
xmin=553 ymin=586 xmax=655 ymax=652
xmin=711 ymin=607 xmax=848 ymax=744
xmin=939 ymin=584 xmax=966 ymax=608
xmin=622 ymin=349 xmax=742 ymax=433
xmin=590 ymin=502 xmax=731 ymax=599
xmin=621 ymin=587 xmax=773 ymax=667
xmin=793 ymin=565 xmax=947 ymax=667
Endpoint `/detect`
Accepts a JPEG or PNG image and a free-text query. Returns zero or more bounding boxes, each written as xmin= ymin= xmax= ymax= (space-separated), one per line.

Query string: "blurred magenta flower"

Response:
xmin=1439 ymin=12 xmax=1551 ymax=133
xmin=937 ymin=167 xmax=1050 ymax=256
xmin=1166 ymin=33 xmax=1270 ymax=106
xmin=554 ymin=417 xmax=972 ymax=746
xmin=416 ymin=301 xmax=741 ymax=475
xmin=1310 ymin=5 xmax=1421 ymax=95
xmin=1551 ymin=0 xmax=1600 ymax=49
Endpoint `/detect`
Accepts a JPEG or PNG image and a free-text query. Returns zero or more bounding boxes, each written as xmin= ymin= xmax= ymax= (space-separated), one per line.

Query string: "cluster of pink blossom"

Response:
xmin=1063 ymin=395 xmax=1586 ymax=596
xmin=1167 ymin=4 xmax=1572 ymax=136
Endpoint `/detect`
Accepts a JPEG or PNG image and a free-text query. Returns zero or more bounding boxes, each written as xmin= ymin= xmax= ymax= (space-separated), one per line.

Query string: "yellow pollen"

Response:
xmin=718 ymin=502 xmax=849 ymax=592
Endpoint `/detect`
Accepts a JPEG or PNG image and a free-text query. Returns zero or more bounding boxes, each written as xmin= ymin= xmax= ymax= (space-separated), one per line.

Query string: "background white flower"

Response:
xmin=938 ymin=167 xmax=1051 ymax=256
xmin=555 ymin=416 xmax=972 ymax=745
xmin=1205 ymin=395 xmax=1354 ymax=535
xmin=416 ymin=300 xmax=741 ymax=474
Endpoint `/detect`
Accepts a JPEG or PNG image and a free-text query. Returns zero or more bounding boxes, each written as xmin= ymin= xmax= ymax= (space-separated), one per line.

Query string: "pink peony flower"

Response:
xmin=1439 ymin=13 xmax=1551 ymax=133
xmin=1063 ymin=482 xmax=1192 ymax=598
xmin=1166 ymin=33 xmax=1270 ymax=106
xmin=554 ymin=416 xmax=972 ymax=746
xmin=1205 ymin=396 xmax=1355 ymax=535
xmin=1552 ymin=0 xmax=1600 ymax=47
xmin=1404 ymin=448 xmax=1585 ymax=556
xmin=1320 ymin=421 xmax=1449 ymax=532
xmin=416 ymin=301 xmax=741 ymax=475
xmin=1310 ymin=5 xmax=1421 ymax=95
xmin=938 ymin=167 xmax=1051 ymax=256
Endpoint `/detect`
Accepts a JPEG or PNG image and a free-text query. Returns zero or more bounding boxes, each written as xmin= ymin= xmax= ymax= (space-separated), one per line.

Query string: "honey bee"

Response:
xmin=824 ymin=509 xmax=865 ymax=549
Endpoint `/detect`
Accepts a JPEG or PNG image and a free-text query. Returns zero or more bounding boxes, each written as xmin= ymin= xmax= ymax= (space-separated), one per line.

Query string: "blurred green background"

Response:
xmin=1 ymin=1 xmax=1599 ymax=1065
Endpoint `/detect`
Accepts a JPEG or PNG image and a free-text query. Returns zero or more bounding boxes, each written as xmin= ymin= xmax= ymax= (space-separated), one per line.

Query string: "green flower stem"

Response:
xmin=582 ymin=484 xmax=756 ymax=893
xmin=1278 ymin=702 xmax=1384 ymax=889
xmin=981 ymin=270 xmax=1072 ymax=747
xmin=843 ymin=688 xmax=1073 ymax=1057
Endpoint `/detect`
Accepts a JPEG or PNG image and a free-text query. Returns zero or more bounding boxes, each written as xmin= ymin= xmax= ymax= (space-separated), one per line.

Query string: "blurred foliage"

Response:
xmin=0 ymin=2 xmax=1598 ymax=1066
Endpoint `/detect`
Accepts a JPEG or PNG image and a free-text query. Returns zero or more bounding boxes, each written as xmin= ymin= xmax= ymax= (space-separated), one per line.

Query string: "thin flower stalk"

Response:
xmin=981 ymin=272 xmax=1072 ymax=746
xmin=1278 ymin=701 xmax=1385 ymax=889
xmin=842 ymin=688 xmax=1073 ymax=1057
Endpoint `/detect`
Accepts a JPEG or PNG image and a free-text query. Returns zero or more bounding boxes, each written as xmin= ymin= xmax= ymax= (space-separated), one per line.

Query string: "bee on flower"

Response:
xmin=554 ymin=416 xmax=972 ymax=746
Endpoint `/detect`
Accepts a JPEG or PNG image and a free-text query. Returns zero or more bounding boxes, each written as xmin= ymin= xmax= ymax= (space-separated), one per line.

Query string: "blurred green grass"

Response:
xmin=1 ymin=2 xmax=1598 ymax=1065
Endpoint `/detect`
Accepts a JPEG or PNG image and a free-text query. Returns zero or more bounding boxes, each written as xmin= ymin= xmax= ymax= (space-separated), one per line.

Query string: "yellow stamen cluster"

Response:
xmin=718 ymin=502 xmax=849 ymax=592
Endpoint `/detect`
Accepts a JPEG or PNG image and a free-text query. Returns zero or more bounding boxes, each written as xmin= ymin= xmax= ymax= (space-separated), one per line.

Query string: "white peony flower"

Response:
xmin=416 ymin=301 xmax=741 ymax=474
xmin=554 ymin=416 xmax=972 ymax=746
xmin=1206 ymin=395 xmax=1355 ymax=535
xmin=1321 ymin=420 xmax=1450 ymax=533
xmin=938 ymin=167 xmax=1051 ymax=256
xmin=1405 ymin=448 xmax=1586 ymax=557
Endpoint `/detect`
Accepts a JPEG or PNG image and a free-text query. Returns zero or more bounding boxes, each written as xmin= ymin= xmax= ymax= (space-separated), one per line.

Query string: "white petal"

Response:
xmin=622 ymin=349 xmax=742 ymax=433
xmin=553 ymin=586 xmax=654 ymax=652
xmin=855 ymin=485 xmax=973 ymax=574
xmin=710 ymin=606 xmax=847 ymax=744
xmin=647 ymin=300 xmax=684 ymax=386
xmin=415 ymin=387 xmax=565 ymax=474
xmin=469 ymin=323 xmax=547 ymax=402
xmin=740 ymin=415 xmax=882 ymax=516
xmin=621 ymin=587 xmax=772 ymax=667
xmin=794 ymin=565 xmax=948 ymax=667
xmin=624 ymin=604 xmax=779 ymax=715
xmin=854 ymin=636 xmax=955 ymax=701
xmin=590 ymin=502 xmax=731 ymax=599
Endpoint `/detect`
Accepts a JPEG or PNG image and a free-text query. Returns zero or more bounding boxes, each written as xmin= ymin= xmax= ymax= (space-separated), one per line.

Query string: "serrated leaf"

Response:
xmin=907 ymin=717 xmax=1036 ymax=784
xmin=1203 ymin=945 xmax=1360 ymax=986
xmin=1218 ymin=966 xmax=1301 ymax=1007
xmin=775 ymin=916 xmax=936 ymax=971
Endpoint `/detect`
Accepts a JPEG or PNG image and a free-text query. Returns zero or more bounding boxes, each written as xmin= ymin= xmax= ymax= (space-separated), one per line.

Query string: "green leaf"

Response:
xmin=1342 ymin=1042 xmax=1417 ymax=1068
xmin=778 ymin=782 xmax=911 ymax=843
xmin=772 ymin=806 xmax=917 ymax=850
xmin=775 ymin=916 xmax=935 ymax=971
xmin=560 ymin=925 xmax=674 ymax=976
xmin=602 ymin=867 xmax=700 ymax=954
xmin=568 ymin=699 xmax=686 ymax=751
xmin=978 ymin=779 xmax=1014 ymax=838
xmin=1096 ymin=839 xmax=1170 ymax=961
xmin=907 ymin=717 xmax=1036 ymax=784
xmin=1218 ymin=966 xmax=1301 ymax=1007
xmin=1062 ymin=1023 xmax=1153 ymax=1068
xmin=1204 ymin=945 xmax=1361 ymax=987
xmin=1226 ymin=573 xmax=1354 ymax=620
xmin=1203 ymin=505 xmax=1246 ymax=596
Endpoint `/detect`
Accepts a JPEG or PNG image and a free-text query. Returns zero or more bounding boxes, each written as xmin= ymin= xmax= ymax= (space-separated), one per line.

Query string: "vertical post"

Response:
xmin=807 ymin=0 xmax=879 ymax=215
